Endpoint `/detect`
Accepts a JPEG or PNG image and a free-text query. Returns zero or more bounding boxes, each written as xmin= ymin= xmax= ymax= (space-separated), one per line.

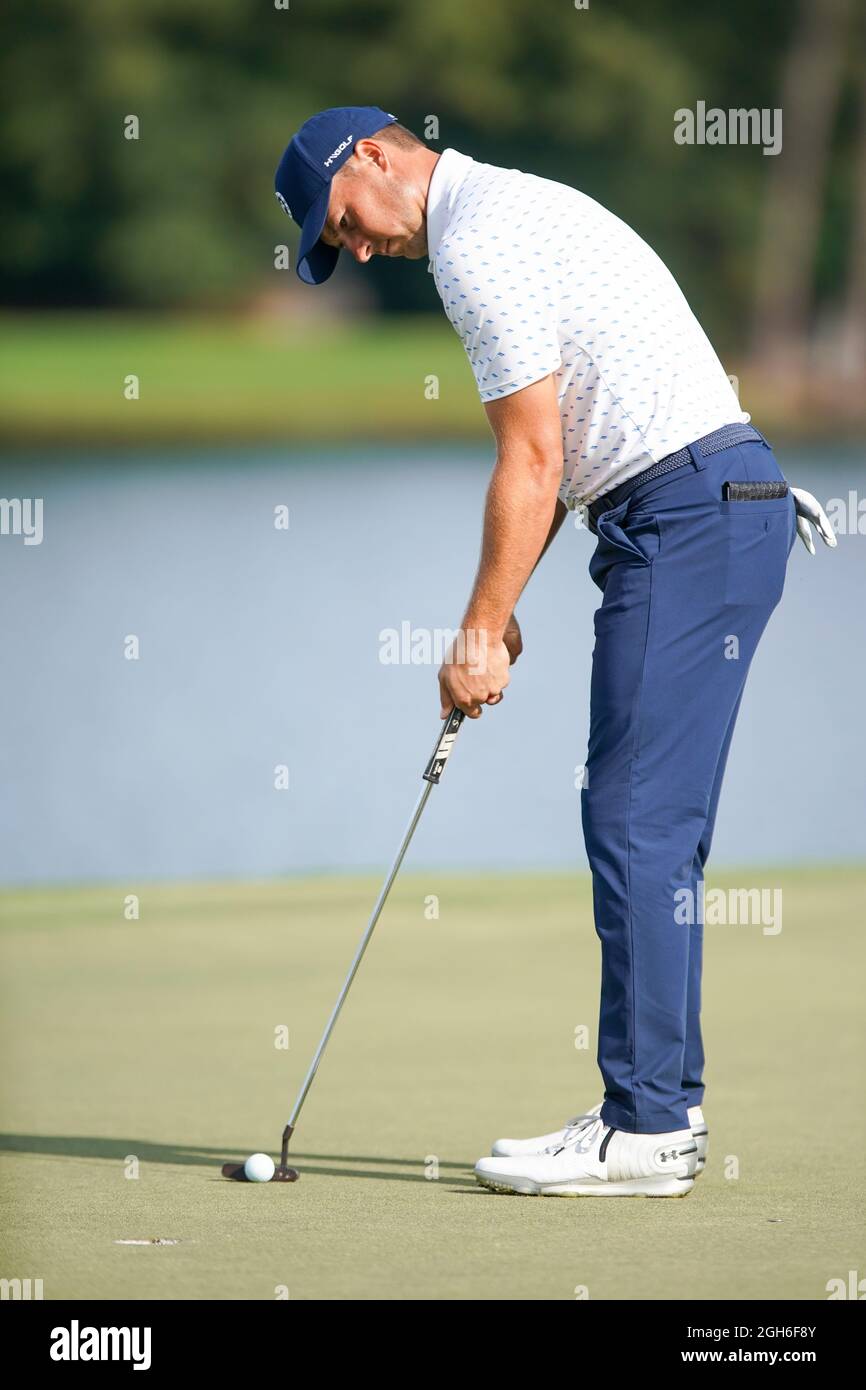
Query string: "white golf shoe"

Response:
xmin=492 ymin=1102 xmax=708 ymax=1174
xmin=476 ymin=1113 xmax=699 ymax=1197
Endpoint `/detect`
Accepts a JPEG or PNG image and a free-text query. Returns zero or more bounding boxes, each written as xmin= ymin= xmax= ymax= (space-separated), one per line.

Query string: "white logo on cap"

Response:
xmin=275 ymin=191 xmax=293 ymax=218
xmin=323 ymin=134 xmax=353 ymax=168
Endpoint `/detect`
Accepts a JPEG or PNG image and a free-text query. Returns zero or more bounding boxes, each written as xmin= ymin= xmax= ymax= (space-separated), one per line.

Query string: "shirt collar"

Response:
xmin=425 ymin=148 xmax=475 ymax=268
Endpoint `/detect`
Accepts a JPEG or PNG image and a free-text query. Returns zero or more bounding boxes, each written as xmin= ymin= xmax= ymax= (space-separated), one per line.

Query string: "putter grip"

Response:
xmin=422 ymin=708 xmax=466 ymax=784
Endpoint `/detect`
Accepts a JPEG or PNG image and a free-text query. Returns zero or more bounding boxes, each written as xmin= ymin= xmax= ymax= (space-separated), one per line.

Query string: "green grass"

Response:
xmin=2 ymin=313 xmax=863 ymax=449
xmin=0 ymin=313 xmax=484 ymax=446
xmin=1 ymin=868 xmax=864 ymax=1300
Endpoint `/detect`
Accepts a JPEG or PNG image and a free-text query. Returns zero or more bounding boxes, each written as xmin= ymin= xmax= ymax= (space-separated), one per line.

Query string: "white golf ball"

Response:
xmin=243 ymin=1152 xmax=275 ymax=1183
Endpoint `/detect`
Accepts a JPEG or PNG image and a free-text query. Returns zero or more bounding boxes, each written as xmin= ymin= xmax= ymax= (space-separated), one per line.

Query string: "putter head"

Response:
xmin=273 ymin=1165 xmax=300 ymax=1182
xmin=220 ymin=1162 xmax=300 ymax=1183
xmin=220 ymin=1125 xmax=299 ymax=1182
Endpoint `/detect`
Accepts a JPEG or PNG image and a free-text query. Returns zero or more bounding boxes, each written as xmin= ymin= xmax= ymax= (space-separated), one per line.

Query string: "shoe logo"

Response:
xmin=659 ymin=1142 xmax=698 ymax=1162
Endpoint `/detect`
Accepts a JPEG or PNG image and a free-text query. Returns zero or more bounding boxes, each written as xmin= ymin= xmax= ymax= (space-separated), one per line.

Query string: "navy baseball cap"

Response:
xmin=274 ymin=106 xmax=398 ymax=285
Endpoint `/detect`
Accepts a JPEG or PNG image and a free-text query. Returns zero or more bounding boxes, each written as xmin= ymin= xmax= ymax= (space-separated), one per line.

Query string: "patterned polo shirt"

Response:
xmin=426 ymin=148 xmax=748 ymax=506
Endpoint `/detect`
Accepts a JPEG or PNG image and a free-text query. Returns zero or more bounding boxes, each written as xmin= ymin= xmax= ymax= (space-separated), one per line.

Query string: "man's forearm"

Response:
xmin=462 ymin=451 xmax=563 ymax=637
xmin=530 ymin=496 xmax=568 ymax=578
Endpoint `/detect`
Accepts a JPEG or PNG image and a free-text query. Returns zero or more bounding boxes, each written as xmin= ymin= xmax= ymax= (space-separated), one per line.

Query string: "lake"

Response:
xmin=1 ymin=443 xmax=863 ymax=884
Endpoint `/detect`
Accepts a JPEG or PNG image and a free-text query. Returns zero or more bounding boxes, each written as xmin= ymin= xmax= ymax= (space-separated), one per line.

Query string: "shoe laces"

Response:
xmin=543 ymin=1112 xmax=605 ymax=1156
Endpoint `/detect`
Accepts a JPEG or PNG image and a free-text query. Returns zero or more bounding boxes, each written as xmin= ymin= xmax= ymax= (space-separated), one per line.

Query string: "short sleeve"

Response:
xmin=434 ymin=242 xmax=562 ymax=402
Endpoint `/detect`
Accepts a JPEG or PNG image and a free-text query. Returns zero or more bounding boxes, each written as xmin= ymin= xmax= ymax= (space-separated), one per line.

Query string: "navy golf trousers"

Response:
xmin=581 ymin=429 xmax=797 ymax=1134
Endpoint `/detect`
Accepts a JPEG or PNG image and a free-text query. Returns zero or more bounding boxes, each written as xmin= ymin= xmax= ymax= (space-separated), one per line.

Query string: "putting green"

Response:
xmin=1 ymin=868 xmax=863 ymax=1301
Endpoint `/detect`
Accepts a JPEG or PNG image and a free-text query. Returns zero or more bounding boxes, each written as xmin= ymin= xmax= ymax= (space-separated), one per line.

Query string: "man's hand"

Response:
xmin=790 ymin=485 xmax=838 ymax=555
xmin=503 ymin=612 xmax=523 ymax=664
xmin=438 ymin=629 xmax=511 ymax=719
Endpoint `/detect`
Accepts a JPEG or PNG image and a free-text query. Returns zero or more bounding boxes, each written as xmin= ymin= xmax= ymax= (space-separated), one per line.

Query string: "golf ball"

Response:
xmin=243 ymin=1152 xmax=275 ymax=1183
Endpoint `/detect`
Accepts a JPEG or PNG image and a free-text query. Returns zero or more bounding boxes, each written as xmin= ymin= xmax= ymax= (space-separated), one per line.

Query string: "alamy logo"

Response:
xmin=1 ymin=1277 xmax=43 ymax=1299
xmin=674 ymin=102 xmax=782 ymax=157
xmin=379 ymin=622 xmax=487 ymax=669
xmin=50 ymin=1320 xmax=152 ymax=1371
xmin=826 ymin=1270 xmax=865 ymax=1299
xmin=324 ymin=134 xmax=353 ymax=167
xmin=674 ymin=883 xmax=782 ymax=936
xmin=0 ymin=497 xmax=43 ymax=545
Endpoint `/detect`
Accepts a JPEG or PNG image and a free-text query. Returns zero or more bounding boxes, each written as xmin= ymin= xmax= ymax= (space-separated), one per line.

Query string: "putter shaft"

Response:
xmin=283 ymin=709 xmax=466 ymax=1148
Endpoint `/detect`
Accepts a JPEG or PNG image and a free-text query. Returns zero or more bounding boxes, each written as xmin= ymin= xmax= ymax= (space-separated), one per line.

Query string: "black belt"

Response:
xmin=584 ymin=423 xmax=764 ymax=530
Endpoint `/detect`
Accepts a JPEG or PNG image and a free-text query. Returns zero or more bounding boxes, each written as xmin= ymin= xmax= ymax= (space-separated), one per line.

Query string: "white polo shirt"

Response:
xmin=426 ymin=148 xmax=748 ymax=506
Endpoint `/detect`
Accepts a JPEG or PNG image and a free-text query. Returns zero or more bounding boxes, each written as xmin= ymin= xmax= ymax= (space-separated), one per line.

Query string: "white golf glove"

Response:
xmin=790 ymin=485 xmax=838 ymax=556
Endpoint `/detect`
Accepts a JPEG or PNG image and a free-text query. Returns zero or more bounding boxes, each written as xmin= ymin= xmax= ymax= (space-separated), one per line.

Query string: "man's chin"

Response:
xmin=401 ymin=238 xmax=428 ymax=261
xmin=380 ymin=233 xmax=426 ymax=260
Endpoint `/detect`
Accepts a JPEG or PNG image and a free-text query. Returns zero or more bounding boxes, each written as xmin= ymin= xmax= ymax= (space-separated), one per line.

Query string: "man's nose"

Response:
xmin=346 ymin=234 xmax=373 ymax=265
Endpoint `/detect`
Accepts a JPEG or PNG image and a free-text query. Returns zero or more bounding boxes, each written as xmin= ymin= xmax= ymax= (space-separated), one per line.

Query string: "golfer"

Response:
xmin=274 ymin=107 xmax=835 ymax=1198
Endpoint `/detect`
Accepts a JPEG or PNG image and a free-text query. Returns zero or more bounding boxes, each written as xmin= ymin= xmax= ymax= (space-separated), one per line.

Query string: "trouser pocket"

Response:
xmin=719 ymin=494 xmax=794 ymax=606
xmin=595 ymin=500 xmax=661 ymax=565
xmin=589 ymin=500 xmax=661 ymax=593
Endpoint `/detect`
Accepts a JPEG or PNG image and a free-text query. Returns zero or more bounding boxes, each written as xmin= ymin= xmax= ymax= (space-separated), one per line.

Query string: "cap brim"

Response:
xmin=296 ymin=184 xmax=339 ymax=285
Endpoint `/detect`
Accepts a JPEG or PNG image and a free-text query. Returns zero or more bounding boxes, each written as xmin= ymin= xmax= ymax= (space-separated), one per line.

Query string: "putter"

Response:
xmin=221 ymin=706 xmax=466 ymax=1182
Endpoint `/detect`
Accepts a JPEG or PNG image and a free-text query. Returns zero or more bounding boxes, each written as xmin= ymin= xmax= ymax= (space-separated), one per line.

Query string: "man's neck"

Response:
xmin=416 ymin=148 xmax=442 ymax=253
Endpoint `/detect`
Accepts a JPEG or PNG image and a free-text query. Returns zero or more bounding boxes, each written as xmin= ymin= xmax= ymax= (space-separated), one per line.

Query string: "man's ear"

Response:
xmin=352 ymin=139 xmax=389 ymax=173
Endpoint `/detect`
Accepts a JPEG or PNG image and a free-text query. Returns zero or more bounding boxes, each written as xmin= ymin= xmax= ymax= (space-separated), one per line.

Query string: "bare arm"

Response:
xmin=501 ymin=495 xmax=567 ymax=662
xmin=528 ymin=494 xmax=568 ymax=578
xmin=463 ymin=373 xmax=565 ymax=636
xmin=438 ymin=374 xmax=564 ymax=716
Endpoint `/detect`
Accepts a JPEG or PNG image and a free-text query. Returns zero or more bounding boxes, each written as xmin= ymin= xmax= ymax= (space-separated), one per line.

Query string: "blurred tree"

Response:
xmin=751 ymin=0 xmax=854 ymax=376
xmin=839 ymin=9 xmax=866 ymax=377
xmin=0 ymin=0 xmax=858 ymax=376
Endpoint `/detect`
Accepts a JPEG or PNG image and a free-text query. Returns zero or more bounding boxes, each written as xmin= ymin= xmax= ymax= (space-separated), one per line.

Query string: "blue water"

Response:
xmin=1 ymin=444 xmax=863 ymax=885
